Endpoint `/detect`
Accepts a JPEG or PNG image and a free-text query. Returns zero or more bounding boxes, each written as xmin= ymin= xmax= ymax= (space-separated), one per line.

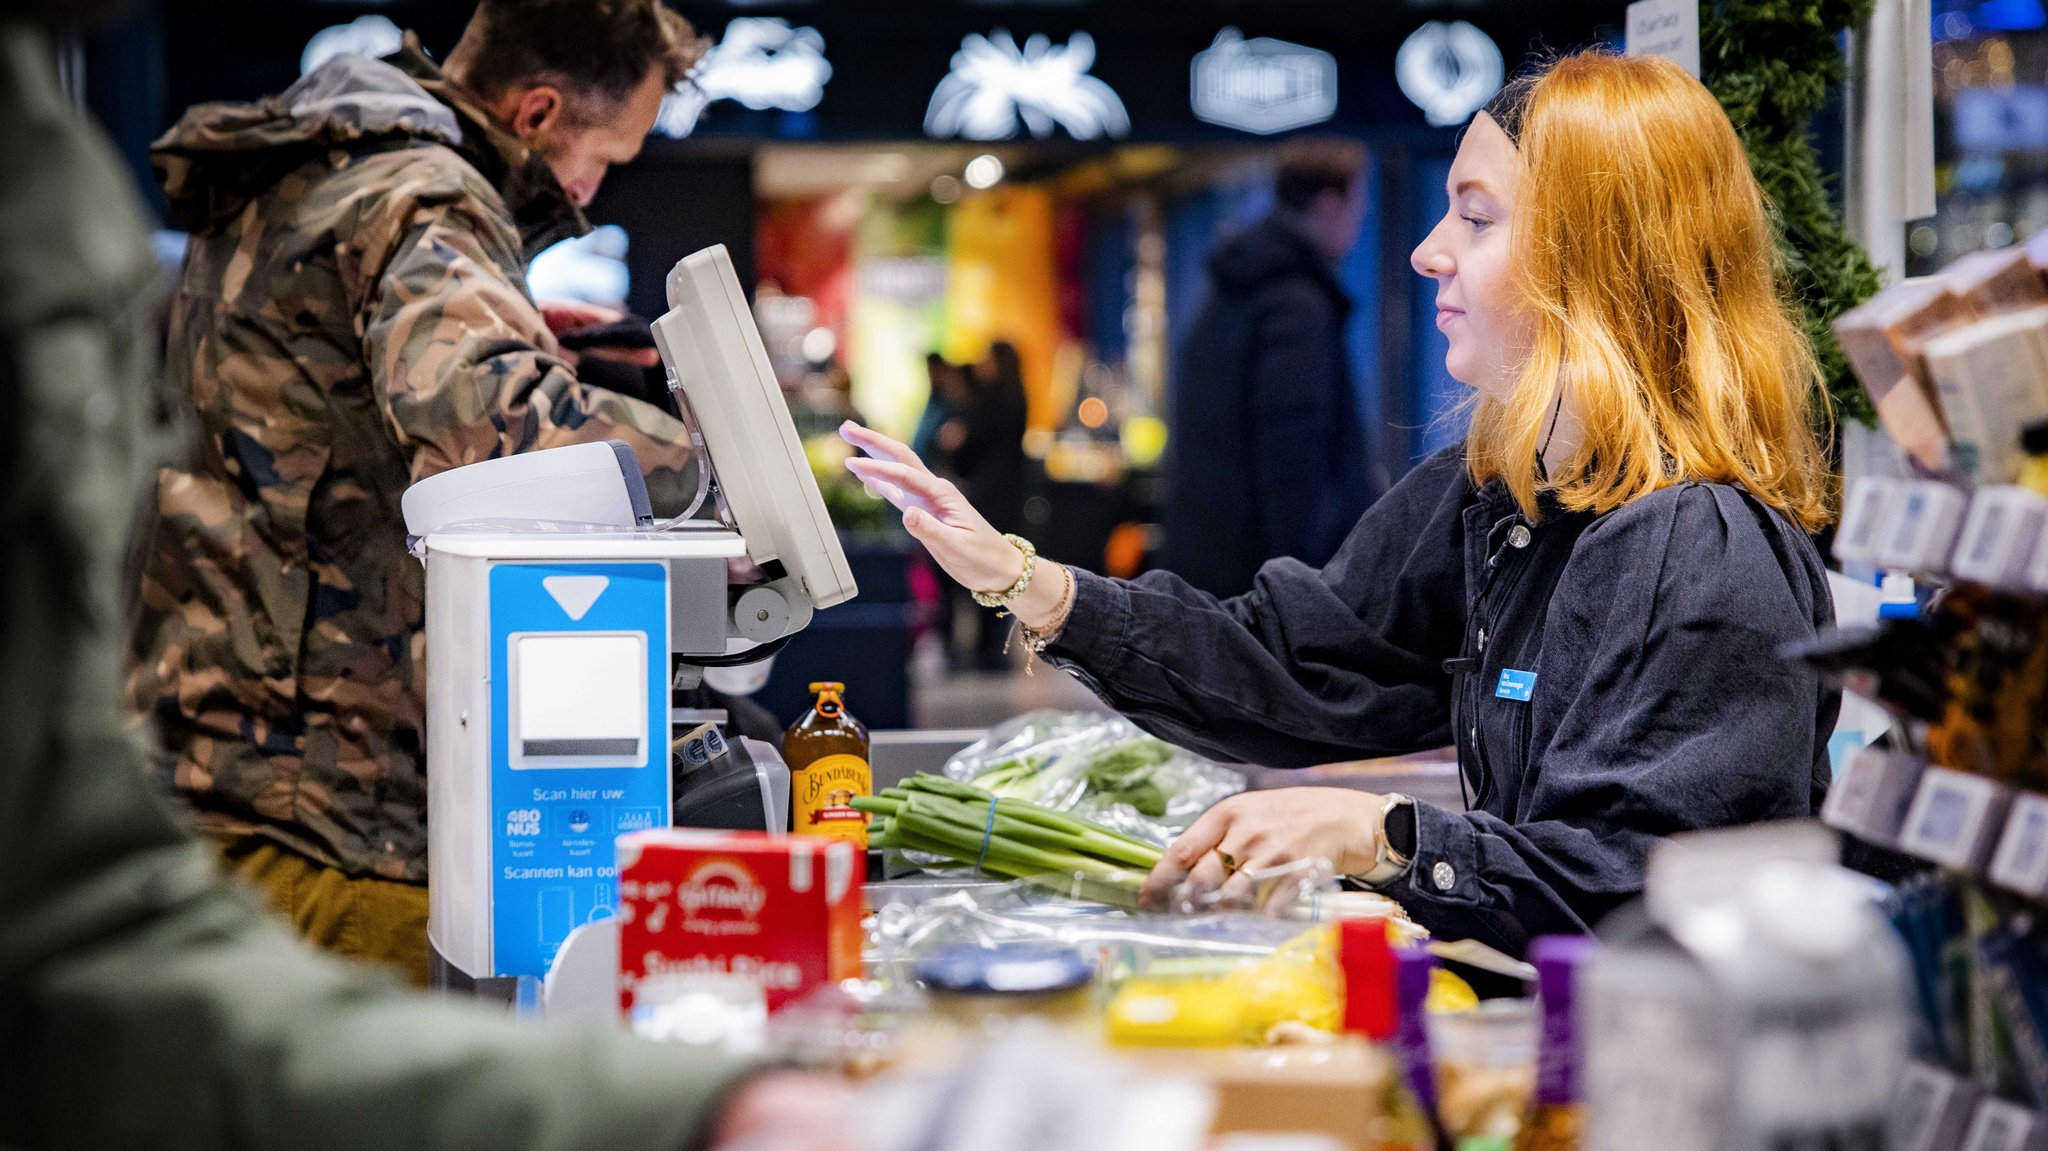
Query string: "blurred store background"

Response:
xmin=71 ymin=0 xmax=1645 ymax=730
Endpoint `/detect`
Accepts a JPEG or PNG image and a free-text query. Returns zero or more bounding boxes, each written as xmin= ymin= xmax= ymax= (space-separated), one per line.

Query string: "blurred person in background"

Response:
xmin=126 ymin=0 xmax=712 ymax=985
xmin=950 ymin=341 xmax=1030 ymax=669
xmin=1164 ymin=137 xmax=1372 ymax=598
xmin=912 ymin=351 xmax=971 ymax=469
xmin=0 ymin=7 xmax=850 ymax=1147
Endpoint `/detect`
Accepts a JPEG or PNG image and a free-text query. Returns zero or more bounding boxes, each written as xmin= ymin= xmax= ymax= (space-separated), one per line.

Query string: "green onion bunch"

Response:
xmin=855 ymin=773 xmax=1163 ymax=909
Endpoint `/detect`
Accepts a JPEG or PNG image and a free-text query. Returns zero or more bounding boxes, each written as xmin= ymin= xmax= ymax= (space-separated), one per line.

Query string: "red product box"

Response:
xmin=616 ymin=828 xmax=863 ymax=1014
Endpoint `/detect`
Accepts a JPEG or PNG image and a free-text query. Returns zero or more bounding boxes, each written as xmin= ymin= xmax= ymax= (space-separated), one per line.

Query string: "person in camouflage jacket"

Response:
xmin=128 ymin=1 xmax=703 ymax=981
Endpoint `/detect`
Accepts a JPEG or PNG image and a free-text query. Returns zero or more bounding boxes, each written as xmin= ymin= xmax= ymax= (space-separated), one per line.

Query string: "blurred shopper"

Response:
xmin=1164 ymin=137 xmax=1372 ymax=597
xmin=952 ymin=341 xmax=1030 ymax=669
xmin=0 ymin=11 xmax=850 ymax=1148
xmin=912 ymin=352 xmax=970 ymax=469
xmin=127 ymin=0 xmax=709 ymax=984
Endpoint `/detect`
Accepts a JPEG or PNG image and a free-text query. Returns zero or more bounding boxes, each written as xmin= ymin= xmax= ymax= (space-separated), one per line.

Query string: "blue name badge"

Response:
xmin=1495 ymin=669 xmax=1537 ymax=702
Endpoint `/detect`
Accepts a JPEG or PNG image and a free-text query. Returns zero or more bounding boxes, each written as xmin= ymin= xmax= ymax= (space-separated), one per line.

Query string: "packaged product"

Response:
xmin=617 ymin=828 xmax=862 ymax=1014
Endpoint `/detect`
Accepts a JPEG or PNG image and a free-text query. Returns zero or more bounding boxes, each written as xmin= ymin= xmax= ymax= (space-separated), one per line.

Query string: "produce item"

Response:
xmin=944 ymin=711 xmax=1246 ymax=844
xmin=1515 ymin=936 xmax=1593 ymax=1151
xmin=856 ymin=773 xmax=1161 ymax=908
xmin=616 ymin=828 xmax=863 ymax=1014
xmin=785 ymin=681 xmax=872 ymax=848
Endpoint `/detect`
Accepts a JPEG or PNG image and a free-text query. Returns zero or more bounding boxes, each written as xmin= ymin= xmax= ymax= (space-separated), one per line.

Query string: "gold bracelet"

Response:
xmin=1011 ymin=563 xmax=1075 ymax=677
xmin=971 ymin=534 xmax=1037 ymax=609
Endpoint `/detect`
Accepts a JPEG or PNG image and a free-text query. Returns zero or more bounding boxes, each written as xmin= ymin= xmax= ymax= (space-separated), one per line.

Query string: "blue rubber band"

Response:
xmin=973 ymin=795 xmax=1000 ymax=876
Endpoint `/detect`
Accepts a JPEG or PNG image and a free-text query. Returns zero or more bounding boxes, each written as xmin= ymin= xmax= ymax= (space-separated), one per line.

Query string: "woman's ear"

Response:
xmin=511 ymin=85 xmax=564 ymax=139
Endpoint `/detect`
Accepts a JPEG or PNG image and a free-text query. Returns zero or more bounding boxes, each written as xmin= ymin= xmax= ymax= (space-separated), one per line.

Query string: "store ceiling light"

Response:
xmin=801 ymin=327 xmax=838 ymax=364
xmin=652 ymin=18 xmax=832 ymax=139
xmin=925 ymin=30 xmax=1131 ymax=141
xmin=1191 ymin=28 xmax=1339 ymax=135
xmin=301 ymin=14 xmax=403 ymax=76
xmin=964 ymin=155 xmax=1006 ymax=189
xmin=1394 ymin=21 xmax=1504 ymax=128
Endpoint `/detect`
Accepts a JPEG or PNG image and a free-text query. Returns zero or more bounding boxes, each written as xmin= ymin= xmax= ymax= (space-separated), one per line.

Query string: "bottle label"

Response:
xmin=793 ymin=753 xmax=871 ymax=848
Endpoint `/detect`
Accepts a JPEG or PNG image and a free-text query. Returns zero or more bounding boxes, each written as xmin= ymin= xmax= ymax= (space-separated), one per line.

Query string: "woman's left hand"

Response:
xmin=1140 ymin=788 xmax=1391 ymax=910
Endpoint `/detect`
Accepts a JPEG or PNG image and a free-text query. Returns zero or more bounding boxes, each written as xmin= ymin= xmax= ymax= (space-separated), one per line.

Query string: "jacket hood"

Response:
xmin=153 ymin=34 xmax=587 ymax=257
xmin=153 ymin=53 xmax=463 ymax=235
xmin=1207 ymin=215 xmax=1348 ymax=305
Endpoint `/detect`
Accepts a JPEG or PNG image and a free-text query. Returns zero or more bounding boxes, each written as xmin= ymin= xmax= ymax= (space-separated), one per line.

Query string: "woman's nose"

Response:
xmin=1411 ymin=224 xmax=1452 ymax=279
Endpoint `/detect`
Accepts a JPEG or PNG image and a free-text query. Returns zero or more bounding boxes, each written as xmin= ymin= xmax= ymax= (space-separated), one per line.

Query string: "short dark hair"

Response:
xmin=1274 ymin=137 xmax=1366 ymax=211
xmin=447 ymin=0 xmax=705 ymax=114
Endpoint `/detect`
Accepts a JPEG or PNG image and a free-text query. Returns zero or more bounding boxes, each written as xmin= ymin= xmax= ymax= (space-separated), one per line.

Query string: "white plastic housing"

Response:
xmin=652 ymin=245 xmax=856 ymax=611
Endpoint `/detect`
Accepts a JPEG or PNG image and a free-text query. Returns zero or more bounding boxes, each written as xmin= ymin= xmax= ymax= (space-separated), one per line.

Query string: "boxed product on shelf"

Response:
xmin=1948 ymin=245 xmax=2048 ymax=315
xmin=1921 ymin=307 xmax=2048 ymax=484
xmin=1834 ymin=276 xmax=1978 ymax=471
xmin=616 ymin=828 xmax=863 ymax=1014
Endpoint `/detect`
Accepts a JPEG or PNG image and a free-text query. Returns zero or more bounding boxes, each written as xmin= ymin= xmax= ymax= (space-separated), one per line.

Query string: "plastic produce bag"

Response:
xmin=944 ymin=710 xmax=1246 ymax=845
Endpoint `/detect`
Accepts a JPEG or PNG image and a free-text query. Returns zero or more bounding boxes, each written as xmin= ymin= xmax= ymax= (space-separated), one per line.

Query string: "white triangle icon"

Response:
xmin=542 ymin=575 xmax=609 ymax=621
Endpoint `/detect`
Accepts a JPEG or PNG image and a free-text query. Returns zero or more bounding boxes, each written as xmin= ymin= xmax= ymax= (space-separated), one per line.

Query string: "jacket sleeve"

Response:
xmin=1386 ymin=485 xmax=1836 ymax=952
xmin=1244 ymin=281 xmax=1351 ymax=562
xmin=1047 ymin=448 xmax=1470 ymax=767
xmin=0 ymin=52 xmax=751 ymax=1151
xmin=353 ymin=159 xmax=698 ymax=505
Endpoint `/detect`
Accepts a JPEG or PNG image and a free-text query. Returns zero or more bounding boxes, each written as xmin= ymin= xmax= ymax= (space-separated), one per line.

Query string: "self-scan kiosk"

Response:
xmin=402 ymin=245 xmax=856 ymax=993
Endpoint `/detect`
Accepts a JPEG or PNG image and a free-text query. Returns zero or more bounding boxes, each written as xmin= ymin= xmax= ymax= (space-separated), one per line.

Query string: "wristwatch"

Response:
xmin=1355 ymin=793 xmax=1417 ymax=886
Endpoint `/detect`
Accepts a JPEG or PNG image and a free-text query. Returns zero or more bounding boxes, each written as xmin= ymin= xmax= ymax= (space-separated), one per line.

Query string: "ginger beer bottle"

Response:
xmin=784 ymin=682 xmax=872 ymax=848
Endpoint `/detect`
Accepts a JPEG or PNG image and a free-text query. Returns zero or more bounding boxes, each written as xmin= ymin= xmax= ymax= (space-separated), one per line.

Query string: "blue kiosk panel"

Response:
xmin=488 ymin=561 xmax=669 ymax=978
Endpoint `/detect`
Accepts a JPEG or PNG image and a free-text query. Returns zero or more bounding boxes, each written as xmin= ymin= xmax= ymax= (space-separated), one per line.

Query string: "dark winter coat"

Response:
xmin=1052 ymin=446 xmax=1839 ymax=953
xmin=1163 ymin=215 xmax=1371 ymax=597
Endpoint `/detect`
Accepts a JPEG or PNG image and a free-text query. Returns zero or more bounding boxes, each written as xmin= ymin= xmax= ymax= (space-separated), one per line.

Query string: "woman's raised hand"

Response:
xmin=839 ymin=421 xmax=1027 ymax=597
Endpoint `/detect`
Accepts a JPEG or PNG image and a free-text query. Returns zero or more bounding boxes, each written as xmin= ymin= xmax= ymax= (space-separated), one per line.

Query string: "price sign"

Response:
xmin=1822 ymin=746 xmax=1925 ymax=847
xmin=1898 ymin=767 xmax=2012 ymax=872
xmin=1890 ymin=1062 xmax=1983 ymax=1151
xmin=1989 ymin=793 xmax=2048 ymax=899
xmin=1959 ymin=1098 xmax=2046 ymax=1151
xmin=1836 ymin=478 xmax=1900 ymax=566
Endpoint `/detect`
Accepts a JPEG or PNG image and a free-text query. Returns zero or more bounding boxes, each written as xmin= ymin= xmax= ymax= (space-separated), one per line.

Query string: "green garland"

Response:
xmin=1702 ymin=0 xmax=1884 ymax=427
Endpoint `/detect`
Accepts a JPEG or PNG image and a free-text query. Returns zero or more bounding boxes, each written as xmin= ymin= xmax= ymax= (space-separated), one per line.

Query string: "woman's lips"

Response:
xmin=1435 ymin=306 xmax=1464 ymax=332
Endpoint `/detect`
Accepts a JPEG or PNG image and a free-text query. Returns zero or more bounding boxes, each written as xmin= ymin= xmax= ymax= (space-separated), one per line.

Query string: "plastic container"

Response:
xmin=1428 ymin=999 xmax=1539 ymax=1143
xmin=917 ymin=942 xmax=1096 ymax=1030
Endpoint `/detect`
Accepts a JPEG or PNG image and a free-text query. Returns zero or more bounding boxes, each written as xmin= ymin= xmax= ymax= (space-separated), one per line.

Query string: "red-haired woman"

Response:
xmin=842 ymin=52 xmax=1837 ymax=952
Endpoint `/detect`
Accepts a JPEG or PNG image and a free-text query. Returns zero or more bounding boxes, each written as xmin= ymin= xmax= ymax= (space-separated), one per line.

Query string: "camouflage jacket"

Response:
xmin=129 ymin=36 xmax=695 ymax=882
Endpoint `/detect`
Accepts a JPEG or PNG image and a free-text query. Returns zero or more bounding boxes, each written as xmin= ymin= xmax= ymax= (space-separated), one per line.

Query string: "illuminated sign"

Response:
xmin=1394 ymin=21 xmax=1505 ymax=128
xmin=1190 ymin=28 xmax=1338 ymax=135
xmin=301 ymin=15 xmax=403 ymax=77
xmin=925 ymin=30 xmax=1130 ymax=141
xmin=654 ymin=18 xmax=832 ymax=139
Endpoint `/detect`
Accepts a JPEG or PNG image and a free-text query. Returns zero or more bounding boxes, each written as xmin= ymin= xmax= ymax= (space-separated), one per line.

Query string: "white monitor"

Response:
xmin=651 ymin=245 xmax=857 ymax=612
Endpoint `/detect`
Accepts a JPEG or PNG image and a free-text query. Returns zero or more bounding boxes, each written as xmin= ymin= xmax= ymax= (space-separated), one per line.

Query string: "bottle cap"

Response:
xmin=916 ymin=942 xmax=1094 ymax=996
xmin=2024 ymin=419 xmax=2048 ymax=456
xmin=808 ymin=682 xmax=845 ymax=695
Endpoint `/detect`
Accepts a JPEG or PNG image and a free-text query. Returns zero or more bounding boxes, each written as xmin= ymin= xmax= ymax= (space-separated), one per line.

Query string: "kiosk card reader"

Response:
xmin=403 ymin=245 xmax=855 ymax=991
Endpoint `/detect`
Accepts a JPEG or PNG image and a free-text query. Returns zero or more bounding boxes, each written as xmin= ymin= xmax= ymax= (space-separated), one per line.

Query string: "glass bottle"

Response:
xmin=784 ymin=682 xmax=872 ymax=848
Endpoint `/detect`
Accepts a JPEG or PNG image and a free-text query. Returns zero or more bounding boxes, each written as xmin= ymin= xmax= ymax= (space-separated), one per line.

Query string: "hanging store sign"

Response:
xmin=1189 ymin=28 xmax=1338 ymax=135
xmin=924 ymin=30 xmax=1131 ymax=141
xmin=654 ymin=18 xmax=833 ymax=139
xmin=1394 ymin=21 xmax=1505 ymax=128
xmin=300 ymin=14 xmax=403 ymax=77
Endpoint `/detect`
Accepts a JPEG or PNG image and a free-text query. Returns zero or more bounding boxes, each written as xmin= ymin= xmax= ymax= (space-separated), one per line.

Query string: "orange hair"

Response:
xmin=1466 ymin=51 xmax=1834 ymax=531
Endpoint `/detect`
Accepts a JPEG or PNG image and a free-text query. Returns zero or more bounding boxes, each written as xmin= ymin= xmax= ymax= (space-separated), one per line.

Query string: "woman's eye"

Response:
xmin=1463 ymin=215 xmax=1492 ymax=231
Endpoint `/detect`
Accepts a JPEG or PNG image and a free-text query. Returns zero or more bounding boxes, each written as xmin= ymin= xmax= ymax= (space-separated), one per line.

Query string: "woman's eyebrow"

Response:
xmin=1453 ymin=179 xmax=1496 ymax=199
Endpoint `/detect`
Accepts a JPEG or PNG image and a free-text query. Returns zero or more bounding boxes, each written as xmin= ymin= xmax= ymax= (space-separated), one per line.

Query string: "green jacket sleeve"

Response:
xmin=0 ymin=20 xmax=751 ymax=1151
